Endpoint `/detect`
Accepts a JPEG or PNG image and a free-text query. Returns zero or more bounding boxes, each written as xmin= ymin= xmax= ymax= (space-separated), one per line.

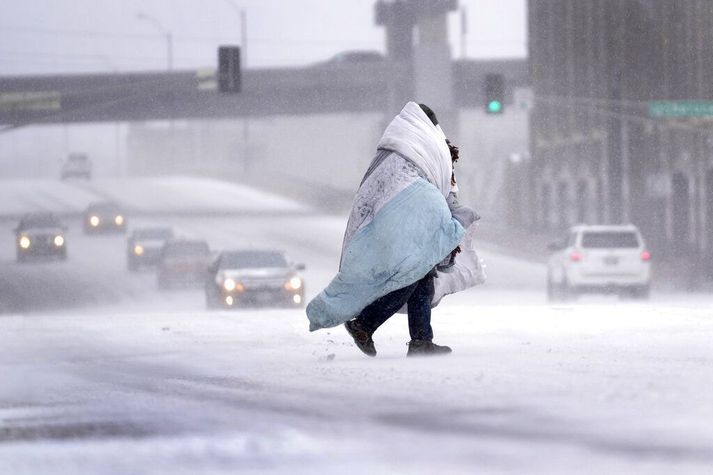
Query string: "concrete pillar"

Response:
xmin=413 ymin=11 xmax=453 ymax=123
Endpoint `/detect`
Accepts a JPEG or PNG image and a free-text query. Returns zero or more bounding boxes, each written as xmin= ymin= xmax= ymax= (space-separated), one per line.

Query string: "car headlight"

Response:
xmin=19 ymin=236 xmax=31 ymax=249
xmin=223 ymin=278 xmax=236 ymax=291
xmin=54 ymin=235 xmax=64 ymax=247
xmin=114 ymin=215 xmax=124 ymax=225
xmin=223 ymin=278 xmax=244 ymax=292
xmin=89 ymin=216 xmax=100 ymax=226
xmin=285 ymin=276 xmax=302 ymax=290
xmin=134 ymin=245 xmax=144 ymax=255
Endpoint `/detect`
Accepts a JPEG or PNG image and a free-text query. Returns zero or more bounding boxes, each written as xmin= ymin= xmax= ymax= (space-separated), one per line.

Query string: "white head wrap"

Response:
xmin=376 ymin=102 xmax=453 ymax=197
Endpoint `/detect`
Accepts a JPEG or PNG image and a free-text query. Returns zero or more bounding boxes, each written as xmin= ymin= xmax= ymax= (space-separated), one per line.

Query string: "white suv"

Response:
xmin=547 ymin=225 xmax=651 ymax=301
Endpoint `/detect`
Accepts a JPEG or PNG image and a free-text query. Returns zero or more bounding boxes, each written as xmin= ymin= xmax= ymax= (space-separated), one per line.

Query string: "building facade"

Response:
xmin=529 ymin=0 xmax=713 ymax=275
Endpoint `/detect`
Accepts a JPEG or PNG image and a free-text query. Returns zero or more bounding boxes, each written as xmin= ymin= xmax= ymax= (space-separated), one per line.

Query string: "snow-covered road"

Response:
xmin=1 ymin=177 xmax=712 ymax=474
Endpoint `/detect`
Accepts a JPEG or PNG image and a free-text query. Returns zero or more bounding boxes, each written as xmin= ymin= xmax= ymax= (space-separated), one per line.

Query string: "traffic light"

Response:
xmin=484 ymin=73 xmax=505 ymax=114
xmin=218 ymin=46 xmax=241 ymax=93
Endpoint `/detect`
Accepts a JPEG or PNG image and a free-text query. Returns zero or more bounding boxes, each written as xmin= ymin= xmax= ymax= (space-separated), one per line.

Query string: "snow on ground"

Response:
xmin=83 ymin=176 xmax=309 ymax=215
xmin=2 ymin=177 xmax=713 ymax=474
xmin=0 ymin=176 xmax=309 ymax=219
xmin=1 ymin=295 xmax=713 ymax=474
xmin=0 ymin=179 xmax=102 ymax=217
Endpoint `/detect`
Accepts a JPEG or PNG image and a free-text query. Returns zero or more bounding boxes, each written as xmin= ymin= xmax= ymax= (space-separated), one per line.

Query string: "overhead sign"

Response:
xmin=0 ymin=91 xmax=61 ymax=112
xmin=649 ymin=101 xmax=713 ymax=118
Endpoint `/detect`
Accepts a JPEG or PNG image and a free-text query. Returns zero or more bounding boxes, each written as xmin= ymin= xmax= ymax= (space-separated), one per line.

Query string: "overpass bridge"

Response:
xmin=0 ymin=59 xmax=527 ymax=126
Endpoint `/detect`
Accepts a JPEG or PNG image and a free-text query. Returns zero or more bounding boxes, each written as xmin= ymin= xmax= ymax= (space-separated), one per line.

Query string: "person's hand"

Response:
xmin=447 ymin=246 xmax=461 ymax=266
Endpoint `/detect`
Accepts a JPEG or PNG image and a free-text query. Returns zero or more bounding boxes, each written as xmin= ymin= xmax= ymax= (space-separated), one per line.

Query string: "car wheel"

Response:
xmin=546 ymin=275 xmax=557 ymax=302
xmin=158 ymin=275 xmax=170 ymax=290
xmin=561 ymin=281 xmax=577 ymax=301
xmin=629 ymin=285 xmax=650 ymax=300
xmin=558 ymin=280 xmax=569 ymax=301
xmin=205 ymin=289 xmax=220 ymax=309
xmin=547 ymin=273 xmax=566 ymax=303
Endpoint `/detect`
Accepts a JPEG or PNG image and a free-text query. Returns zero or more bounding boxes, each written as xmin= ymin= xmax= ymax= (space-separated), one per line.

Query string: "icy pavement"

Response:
xmin=1 ymin=296 xmax=713 ymax=474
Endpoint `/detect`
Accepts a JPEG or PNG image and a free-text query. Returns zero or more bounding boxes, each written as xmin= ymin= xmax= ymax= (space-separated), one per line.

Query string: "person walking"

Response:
xmin=306 ymin=102 xmax=482 ymax=357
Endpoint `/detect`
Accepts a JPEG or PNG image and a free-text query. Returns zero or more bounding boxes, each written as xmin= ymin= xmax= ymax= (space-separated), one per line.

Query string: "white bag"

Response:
xmin=432 ymin=223 xmax=486 ymax=308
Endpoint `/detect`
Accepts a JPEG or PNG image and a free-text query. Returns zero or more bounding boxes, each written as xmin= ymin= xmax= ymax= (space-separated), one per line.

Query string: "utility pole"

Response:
xmin=224 ymin=1 xmax=250 ymax=174
xmin=224 ymin=0 xmax=247 ymax=67
xmin=607 ymin=15 xmax=625 ymax=224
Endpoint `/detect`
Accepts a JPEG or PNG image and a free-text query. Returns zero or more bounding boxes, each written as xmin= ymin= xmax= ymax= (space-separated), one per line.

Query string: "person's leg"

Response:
xmin=405 ymin=272 xmax=452 ymax=356
xmin=355 ymin=281 xmax=418 ymax=334
xmin=406 ymin=273 xmax=434 ymax=341
xmin=345 ymin=281 xmax=419 ymax=357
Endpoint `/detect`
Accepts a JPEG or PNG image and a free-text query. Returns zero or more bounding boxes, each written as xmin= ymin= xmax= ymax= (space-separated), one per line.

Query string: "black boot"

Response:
xmin=344 ymin=320 xmax=376 ymax=357
xmin=407 ymin=339 xmax=452 ymax=357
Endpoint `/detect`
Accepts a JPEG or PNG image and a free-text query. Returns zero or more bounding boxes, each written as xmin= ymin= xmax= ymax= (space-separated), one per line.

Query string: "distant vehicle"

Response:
xmin=205 ymin=249 xmax=306 ymax=309
xmin=14 ymin=212 xmax=67 ymax=262
xmin=547 ymin=224 xmax=651 ymax=301
xmin=127 ymin=226 xmax=175 ymax=271
xmin=83 ymin=201 xmax=126 ymax=234
xmin=157 ymin=239 xmax=211 ymax=289
xmin=318 ymin=50 xmax=385 ymax=66
xmin=60 ymin=153 xmax=92 ymax=180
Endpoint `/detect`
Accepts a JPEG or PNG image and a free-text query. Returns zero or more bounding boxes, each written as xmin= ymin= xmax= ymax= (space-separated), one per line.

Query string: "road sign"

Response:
xmin=0 ymin=91 xmax=60 ymax=112
xmin=649 ymin=101 xmax=713 ymax=118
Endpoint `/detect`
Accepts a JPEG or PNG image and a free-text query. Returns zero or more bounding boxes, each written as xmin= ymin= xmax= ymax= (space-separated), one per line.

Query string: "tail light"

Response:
xmin=641 ymin=251 xmax=651 ymax=261
xmin=570 ymin=251 xmax=582 ymax=262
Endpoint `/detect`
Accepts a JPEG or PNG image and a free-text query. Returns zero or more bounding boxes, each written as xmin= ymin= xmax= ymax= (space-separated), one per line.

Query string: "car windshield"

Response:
xmin=89 ymin=203 xmax=120 ymax=214
xmin=164 ymin=242 xmax=209 ymax=257
xmin=134 ymin=228 xmax=173 ymax=240
xmin=581 ymin=232 xmax=640 ymax=249
xmin=20 ymin=214 xmax=62 ymax=229
xmin=220 ymin=251 xmax=287 ymax=269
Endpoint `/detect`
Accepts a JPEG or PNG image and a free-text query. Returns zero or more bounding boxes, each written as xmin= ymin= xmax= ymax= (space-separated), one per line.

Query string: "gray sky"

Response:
xmin=0 ymin=0 xmax=526 ymax=75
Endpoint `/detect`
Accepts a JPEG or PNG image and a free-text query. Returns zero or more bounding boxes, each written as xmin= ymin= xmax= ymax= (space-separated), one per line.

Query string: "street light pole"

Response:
xmin=166 ymin=31 xmax=173 ymax=71
xmin=136 ymin=13 xmax=173 ymax=71
xmin=240 ymin=9 xmax=247 ymax=68
xmin=96 ymin=55 xmax=123 ymax=177
xmin=137 ymin=12 xmax=175 ymax=174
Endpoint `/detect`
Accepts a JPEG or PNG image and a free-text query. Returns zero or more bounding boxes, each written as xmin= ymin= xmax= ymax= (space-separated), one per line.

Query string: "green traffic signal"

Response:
xmin=488 ymin=100 xmax=503 ymax=114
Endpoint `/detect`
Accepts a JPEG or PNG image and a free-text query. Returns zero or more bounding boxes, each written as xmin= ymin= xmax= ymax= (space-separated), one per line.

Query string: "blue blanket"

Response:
xmin=306 ymin=178 xmax=465 ymax=331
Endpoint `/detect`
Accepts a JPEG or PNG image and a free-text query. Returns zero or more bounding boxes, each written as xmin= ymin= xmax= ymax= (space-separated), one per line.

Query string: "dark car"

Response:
xmin=127 ymin=226 xmax=175 ymax=271
xmin=205 ymin=249 xmax=306 ymax=309
xmin=60 ymin=153 xmax=92 ymax=180
xmin=14 ymin=212 xmax=67 ymax=262
xmin=157 ymin=239 xmax=211 ymax=289
xmin=83 ymin=201 xmax=126 ymax=234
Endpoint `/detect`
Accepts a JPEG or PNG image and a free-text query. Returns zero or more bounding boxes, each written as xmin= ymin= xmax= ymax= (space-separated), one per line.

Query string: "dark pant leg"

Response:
xmin=407 ymin=273 xmax=434 ymax=341
xmin=355 ymin=281 xmax=418 ymax=334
